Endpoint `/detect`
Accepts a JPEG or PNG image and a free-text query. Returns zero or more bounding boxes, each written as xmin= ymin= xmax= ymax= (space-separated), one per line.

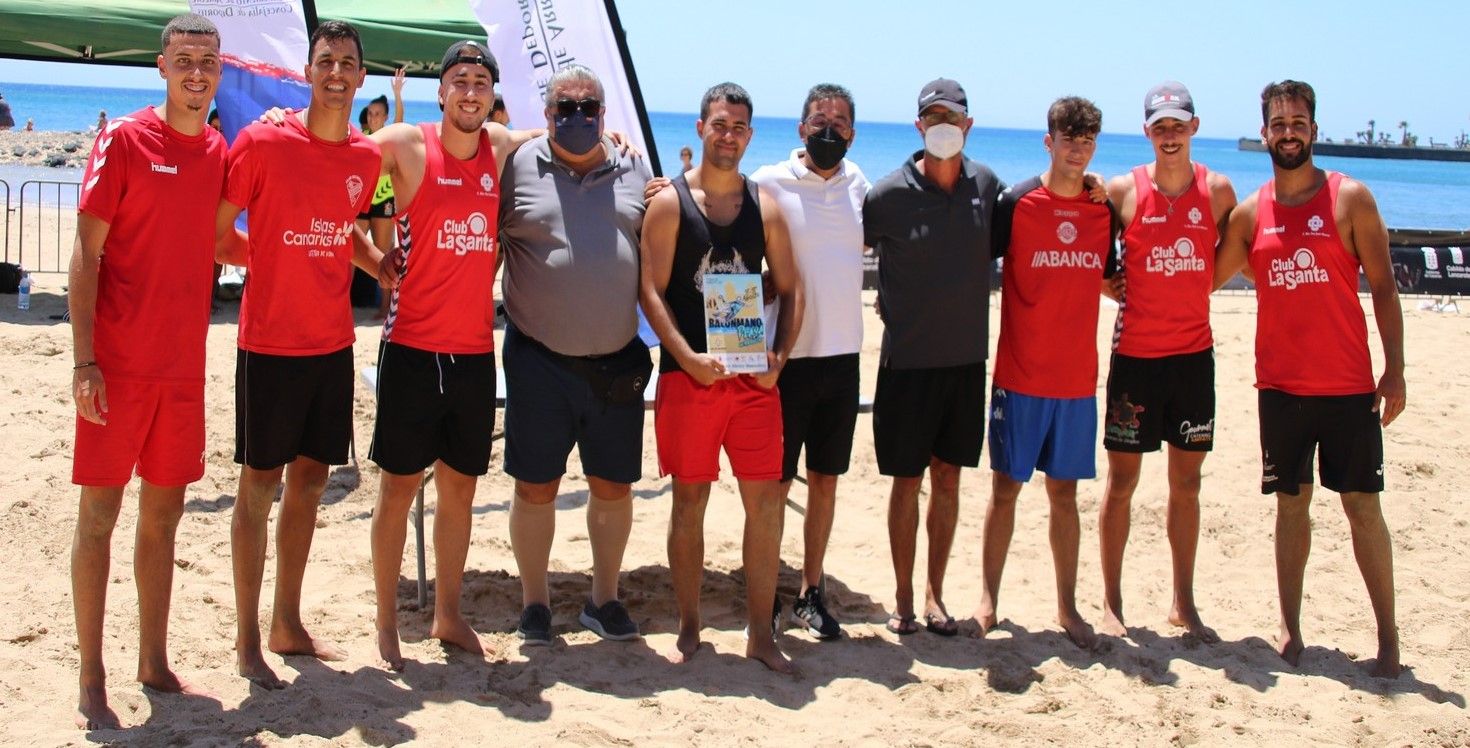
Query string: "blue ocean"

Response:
xmin=2 ymin=81 xmax=1468 ymax=229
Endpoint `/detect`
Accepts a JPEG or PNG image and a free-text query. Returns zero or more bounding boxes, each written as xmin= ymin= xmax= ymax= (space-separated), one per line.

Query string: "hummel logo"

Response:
xmin=149 ymin=162 xmax=178 ymax=175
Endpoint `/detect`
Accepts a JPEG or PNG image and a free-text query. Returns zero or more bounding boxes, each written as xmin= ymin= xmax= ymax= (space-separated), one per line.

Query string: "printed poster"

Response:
xmin=703 ymin=273 xmax=767 ymax=373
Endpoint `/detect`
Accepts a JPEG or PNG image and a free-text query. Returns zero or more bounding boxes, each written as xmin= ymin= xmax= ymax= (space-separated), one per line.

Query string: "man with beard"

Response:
xmin=1097 ymin=82 xmax=1237 ymax=642
xmin=68 ymin=14 xmax=230 ymax=729
xmin=1214 ymin=79 xmax=1405 ymax=678
xmin=215 ymin=21 xmax=384 ymax=688
xmin=362 ymin=41 xmax=541 ymax=669
xmin=749 ymin=83 xmax=869 ymax=640
xmin=862 ymin=79 xmax=1002 ymax=637
xmin=640 ymin=82 xmax=803 ymax=673
xmin=497 ymin=64 xmax=653 ymax=647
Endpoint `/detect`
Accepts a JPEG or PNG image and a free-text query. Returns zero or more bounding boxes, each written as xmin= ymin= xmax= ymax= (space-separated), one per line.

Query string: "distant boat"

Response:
xmin=1237 ymin=137 xmax=1470 ymax=163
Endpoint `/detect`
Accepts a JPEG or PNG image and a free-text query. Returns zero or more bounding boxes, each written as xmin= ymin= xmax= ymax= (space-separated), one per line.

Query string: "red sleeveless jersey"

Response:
xmin=993 ymin=179 xmax=1115 ymax=398
xmin=1249 ymin=171 xmax=1374 ymax=395
xmin=384 ymin=123 xmax=500 ymax=354
xmin=1114 ymin=162 xmax=1217 ymax=357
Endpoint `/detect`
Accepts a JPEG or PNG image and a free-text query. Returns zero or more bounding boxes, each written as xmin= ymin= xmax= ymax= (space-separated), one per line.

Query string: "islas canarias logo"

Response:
xmin=434 ymin=211 xmax=496 ymax=256
xmin=1145 ymin=236 xmax=1207 ymax=277
xmin=283 ymin=218 xmax=353 ymax=258
xmin=1267 ymin=247 xmax=1330 ymax=290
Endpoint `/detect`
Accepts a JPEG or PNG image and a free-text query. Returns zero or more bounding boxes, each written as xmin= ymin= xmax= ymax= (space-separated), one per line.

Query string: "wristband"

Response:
xmin=74 ymin=361 xmax=97 ymax=370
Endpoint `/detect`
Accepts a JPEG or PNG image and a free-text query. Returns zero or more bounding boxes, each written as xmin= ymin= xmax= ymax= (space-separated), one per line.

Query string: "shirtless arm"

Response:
xmin=1103 ymin=174 xmax=1135 ymax=300
xmin=638 ymin=188 xmax=729 ymax=385
xmin=68 ymin=213 xmax=110 ymax=424
xmin=1213 ymin=194 xmax=1256 ymax=290
xmin=754 ymin=188 xmax=803 ymax=389
xmin=1343 ymin=179 xmax=1405 ymax=425
xmin=214 ymin=200 xmax=248 ymax=266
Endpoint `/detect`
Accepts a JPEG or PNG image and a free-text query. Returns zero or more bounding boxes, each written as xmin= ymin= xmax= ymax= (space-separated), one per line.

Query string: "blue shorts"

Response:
xmin=503 ymin=325 xmax=645 ymax=485
xmin=988 ymin=387 xmax=1096 ymax=482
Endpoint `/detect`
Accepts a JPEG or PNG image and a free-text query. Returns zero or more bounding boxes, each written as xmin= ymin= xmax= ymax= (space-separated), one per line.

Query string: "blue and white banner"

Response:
xmin=189 ymin=0 xmax=311 ymax=142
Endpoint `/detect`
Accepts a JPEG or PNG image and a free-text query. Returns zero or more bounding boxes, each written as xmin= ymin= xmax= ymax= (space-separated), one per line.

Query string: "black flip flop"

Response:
xmin=925 ymin=612 xmax=959 ymax=637
xmin=886 ymin=613 xmax=919 ymax=635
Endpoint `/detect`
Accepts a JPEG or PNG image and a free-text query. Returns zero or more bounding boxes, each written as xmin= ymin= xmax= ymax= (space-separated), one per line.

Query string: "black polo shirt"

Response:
xmin=862 ymin=151 xmax=1005 ymax=369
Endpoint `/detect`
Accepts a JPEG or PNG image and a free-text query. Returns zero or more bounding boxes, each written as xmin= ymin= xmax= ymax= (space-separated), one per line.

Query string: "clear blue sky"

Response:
xmin=3 ymin=0 xmax=1466 ymax=141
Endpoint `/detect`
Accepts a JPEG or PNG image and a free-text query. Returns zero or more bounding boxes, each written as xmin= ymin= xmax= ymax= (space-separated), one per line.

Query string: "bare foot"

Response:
xmin=268 ymin=625 xmax=347 ymax=662
xmin=76 ymin=685 xmax=121 ymax=730
xmin=666 ymin=627 xmax=703 ymax=664
xmin=1275 ymin=625 xmax=1304 ymax=667
xmin=1368 ymin=641 xmax=1402 ymax=678
xmin=745 ymin=637 xmax=797 ymax=675
xmin=1059 ymin=610 xmax=1097 ymax=650
xmin=377 ymin=629 xmax=405 ymax=672
xmin=430 ymin=614 xmax=486 ymax=658
xmin=1098 ymin=607 xmax=1129 ymax=638
xmin=966 ymin=608 xmax=998 ymax=639
xmin=138 ymin=666 xmax=216 ymax=699
xmin=1168 ymin=605 xmax=1219 ymax=644
xmin=236 ymin=647 xmax=288 ymax=689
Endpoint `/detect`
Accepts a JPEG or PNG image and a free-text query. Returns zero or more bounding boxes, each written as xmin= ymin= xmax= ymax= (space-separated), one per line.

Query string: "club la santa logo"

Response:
xmin=346 ymin=175 xmax=364 ymax=207
xmin=1056 ymin=221 xmax=1078 ymax=245
xmin=1266 ymin=247 xmax=1330 ymax=289
xmin=1175 ymin=238 xmax=1195 ymax=258
xmin=1188 ymin=207 xmax=1202 ymax=224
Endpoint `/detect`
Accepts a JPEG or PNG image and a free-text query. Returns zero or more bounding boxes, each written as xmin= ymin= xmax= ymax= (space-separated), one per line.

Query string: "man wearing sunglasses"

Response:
xmin=862 ymin=78 xmax=1004 ymax=637
xmin=749 ymin=83 xmax=870 ymax=641
xmin=497 ymin=65 xmax=654 ymax=647
xmin=359 ymin=40 xmax=542 ymax=670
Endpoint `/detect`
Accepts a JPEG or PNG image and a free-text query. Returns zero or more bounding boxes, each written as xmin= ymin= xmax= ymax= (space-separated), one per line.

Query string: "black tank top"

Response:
xmin=661 ymin=174 xmax=766 ymax=373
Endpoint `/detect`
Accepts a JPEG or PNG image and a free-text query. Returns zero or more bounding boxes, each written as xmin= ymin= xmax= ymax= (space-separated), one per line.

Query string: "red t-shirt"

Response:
xmin=992 ymin=177 xmax=1115 ymax=398
xmin=383 ymin=123 xmax=499 ymax=354
xmin=78 ymin=106 xmax=227 ymax=383
xmin=1114 ymin=162 xmax=1218 ymax=357
xmin=1249 ymin=172 xmax=1374 ymax=395
xmin=225 ymin=117 xmax=381 ymax=355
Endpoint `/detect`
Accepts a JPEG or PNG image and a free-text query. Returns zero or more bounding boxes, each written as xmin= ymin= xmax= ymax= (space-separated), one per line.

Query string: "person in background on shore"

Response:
xmin=95 ymin=110 xmax=108 ymax=132
xmin=1214 ymin=79 xmax=1405 ymax=678
xmin=640 ymin=81 xmax=803 ymax=673
xmin=207 ymin=109 xmax=221 ymax=131
xmin=355 ymin=68 xmax=405 ymax=319
xmin=491 ymin=92 xmax=511 ymax=126
xmin=863 ymin=79 xmax=1001 ymax=637
xmin=0 ymin=92 xmax=14 ymax=129
xmin=24 ymin=117 xmax=34 ymax=132
xmin=67 ymin=13 xmax=234 ymax=729
xmin=499 ymin=64 xmax=653 ymax=648
xmin=214 ymin=20 xmax=384 ymax=690
xmin=1097 ymin=82 xmax=1237 ymax=643
xmin=678 ymin=145 xmax=693 ymax=173
xmin=970 ymin=96 xmax=1115 ymax=649
xmin=749 ymin=83 xmax=869 ymax=640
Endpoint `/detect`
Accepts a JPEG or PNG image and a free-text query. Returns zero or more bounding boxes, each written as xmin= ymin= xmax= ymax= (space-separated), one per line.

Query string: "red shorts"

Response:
xmin=654 ymin=372 xmax=783 ymax=482
xmin=73 ymin=378 xmax=206 ymax=487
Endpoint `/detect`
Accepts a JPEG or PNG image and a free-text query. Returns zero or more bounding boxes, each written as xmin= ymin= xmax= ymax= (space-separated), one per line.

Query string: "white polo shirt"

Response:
xmin=751 ymin=148 xmax=870 ymax=359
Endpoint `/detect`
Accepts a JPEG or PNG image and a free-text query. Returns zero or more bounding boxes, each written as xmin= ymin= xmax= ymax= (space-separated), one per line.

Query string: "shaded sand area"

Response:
xmin=0 ymin=286 xmax=1466 ymax=746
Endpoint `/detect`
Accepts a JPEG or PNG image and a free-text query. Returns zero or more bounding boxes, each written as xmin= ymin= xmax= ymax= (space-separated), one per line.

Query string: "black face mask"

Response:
xmin=804 ymin=125 xmax=849 ymax=171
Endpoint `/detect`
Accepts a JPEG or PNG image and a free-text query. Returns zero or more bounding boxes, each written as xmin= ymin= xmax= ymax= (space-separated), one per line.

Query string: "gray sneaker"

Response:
xmin=517 ymin=603 xmax=553 ymax=646
xmin=579 ymin=599 xmax=640 ymax=641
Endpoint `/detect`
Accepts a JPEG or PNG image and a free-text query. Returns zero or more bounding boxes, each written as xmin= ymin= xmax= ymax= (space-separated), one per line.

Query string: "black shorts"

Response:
xmin=357 ymin=197 xmax=395 ymax=221
xmin=1104 ymin=348 xmax=1215 ymax=453
xmin=502 ymin=325 xmax=644 ymax=485
xmin=369 ymin=341 xmax=497 ymax=476
xmin=1258 ymin=389 xmax=1384 ymax=496
xmin=873 ymin=362 xmax=986 ymax=477
xmin=778 ymin=354 xmax=860 ymax=482
xmin=235 ymin=346 xmax=353 ymax=470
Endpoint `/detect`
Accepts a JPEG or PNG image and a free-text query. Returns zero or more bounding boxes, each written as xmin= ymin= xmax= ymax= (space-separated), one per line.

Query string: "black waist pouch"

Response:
xmin=523 ymin=331 xmax=653 ymax=406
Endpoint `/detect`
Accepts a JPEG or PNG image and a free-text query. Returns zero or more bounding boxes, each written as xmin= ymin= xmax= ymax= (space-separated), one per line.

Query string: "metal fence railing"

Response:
xmin=15 ymin=180 xmax=81 ymax=274
xmin=0 ymin=179 xmax=10 ymax=266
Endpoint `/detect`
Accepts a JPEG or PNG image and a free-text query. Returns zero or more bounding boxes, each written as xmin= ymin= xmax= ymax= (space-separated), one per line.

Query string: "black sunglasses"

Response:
xmin=555 ymin=98 xmax=601 ymax=118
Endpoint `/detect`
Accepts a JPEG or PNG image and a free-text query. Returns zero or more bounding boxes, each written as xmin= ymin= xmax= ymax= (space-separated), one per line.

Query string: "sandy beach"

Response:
xmin=0 ymin=281 xmax=1466 ymax=746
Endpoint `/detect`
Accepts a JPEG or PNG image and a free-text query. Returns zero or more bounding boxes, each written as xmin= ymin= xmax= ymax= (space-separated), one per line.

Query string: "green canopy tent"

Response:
xmin=0 ymin=0 xmax=490 ymax=73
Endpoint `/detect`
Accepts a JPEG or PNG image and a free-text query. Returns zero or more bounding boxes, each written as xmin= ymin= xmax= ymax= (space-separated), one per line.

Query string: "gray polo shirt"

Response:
xmin=499 ymin=134 xmax=652 ymax=356
xmin=862 ymin=151 xmax=1004 ymax=369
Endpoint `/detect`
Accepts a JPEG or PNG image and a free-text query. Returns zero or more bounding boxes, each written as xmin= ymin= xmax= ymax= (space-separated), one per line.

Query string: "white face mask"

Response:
xmin=924 ymin=122 xmax=965 ymax=160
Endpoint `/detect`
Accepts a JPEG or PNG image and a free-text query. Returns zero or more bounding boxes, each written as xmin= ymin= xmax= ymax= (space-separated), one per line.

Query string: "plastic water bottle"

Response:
xmin=16 ymin=271 xmax=30 ymax=311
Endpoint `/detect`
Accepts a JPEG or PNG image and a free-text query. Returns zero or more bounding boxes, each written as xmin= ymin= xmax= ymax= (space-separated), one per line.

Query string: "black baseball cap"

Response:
xmin=917 ymin=78 xmax=967 ymax=115
xmin=440 ymin=41 xmax=498 ymax=83
xmin=1144 ymin=81 xmax=1195 ymax=125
